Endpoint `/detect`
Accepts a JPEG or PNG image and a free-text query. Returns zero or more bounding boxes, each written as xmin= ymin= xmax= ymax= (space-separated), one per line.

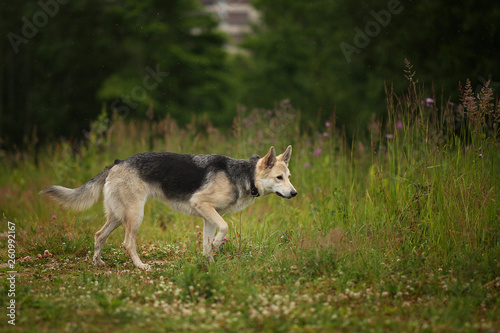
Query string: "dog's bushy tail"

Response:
xmin=40 ymin=163 xmax=116 ymax=211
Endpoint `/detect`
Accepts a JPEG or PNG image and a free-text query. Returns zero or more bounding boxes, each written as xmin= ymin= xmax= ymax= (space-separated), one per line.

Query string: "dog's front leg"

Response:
xmin=202 ymin=218 xmax=216 ymax=256
xmin=193 ymin=203 xmax=228 ymax=255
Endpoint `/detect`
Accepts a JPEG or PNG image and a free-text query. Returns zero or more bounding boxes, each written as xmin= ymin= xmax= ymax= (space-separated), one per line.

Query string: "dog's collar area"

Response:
xmin=251 ymin=183 xmax=260 ymax=197
xmin=250 ymin=160 xmax=260 ymax=197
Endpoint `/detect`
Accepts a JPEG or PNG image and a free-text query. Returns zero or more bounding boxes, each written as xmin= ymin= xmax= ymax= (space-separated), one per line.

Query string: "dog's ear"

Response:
xmin=261 ymin=146 xmax=276 ymax=169
xmin=278 ymin=145 xmax=292 ymax=166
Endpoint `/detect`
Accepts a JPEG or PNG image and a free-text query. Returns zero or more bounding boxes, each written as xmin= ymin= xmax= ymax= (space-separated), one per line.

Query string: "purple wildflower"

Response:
xmin=313 ymin=148 xmax=322 ymax=157
xmin=385 ymin=134 xmax=394 ymax=139
xmin=303 ymin=162 xmax=311 ymax=169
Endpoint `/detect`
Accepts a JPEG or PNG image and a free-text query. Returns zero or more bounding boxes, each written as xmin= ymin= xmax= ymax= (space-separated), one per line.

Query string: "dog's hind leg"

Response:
xmin=202 ymin=218 xmax=217 ymax=257
xmin=104 ymin=166 xmax=150 ymax=270
xmin=93 ymin=214 xmax=121 ymax=267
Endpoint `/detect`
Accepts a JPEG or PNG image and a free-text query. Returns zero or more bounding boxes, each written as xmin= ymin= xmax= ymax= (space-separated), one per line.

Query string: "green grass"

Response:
xmin=0 ymin=84 xmax=499 ymax=332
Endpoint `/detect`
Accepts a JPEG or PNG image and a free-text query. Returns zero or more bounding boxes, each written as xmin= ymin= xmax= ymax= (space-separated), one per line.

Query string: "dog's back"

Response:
xmin=126 ymin=152 xmax=257 ymax=204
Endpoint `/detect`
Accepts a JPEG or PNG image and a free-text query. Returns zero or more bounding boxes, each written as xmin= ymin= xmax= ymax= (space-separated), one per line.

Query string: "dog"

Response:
xmin=40 ymin=146 xmax=297 ymax=269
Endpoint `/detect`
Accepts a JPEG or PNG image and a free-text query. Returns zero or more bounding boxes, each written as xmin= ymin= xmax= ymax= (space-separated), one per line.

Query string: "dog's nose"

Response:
xmin=290 ymin=190 xmax=297 ymax=197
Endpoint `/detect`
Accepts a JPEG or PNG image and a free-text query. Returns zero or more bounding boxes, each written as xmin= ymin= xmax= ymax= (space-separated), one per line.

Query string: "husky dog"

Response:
xmin=41 ymin=146 xmax=297 ymax=269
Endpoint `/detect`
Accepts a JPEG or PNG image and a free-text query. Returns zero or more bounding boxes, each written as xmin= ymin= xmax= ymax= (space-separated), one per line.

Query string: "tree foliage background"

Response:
xmin=1 ymin=0 xmax=229 ymax=148
xmin=1 ymin=0 xmax=499 ymax=149
xmin=235 ymin=0 xmax=500 ymax=133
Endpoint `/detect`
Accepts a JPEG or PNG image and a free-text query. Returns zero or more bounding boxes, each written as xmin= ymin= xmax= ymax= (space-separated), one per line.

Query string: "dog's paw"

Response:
xmin=93 ymin=257 xmax=106 ymax=267
xmin=136 ymin=263 xmax=151 ymax=270
xmin=211 ymin=240 xmax=222 ymax=252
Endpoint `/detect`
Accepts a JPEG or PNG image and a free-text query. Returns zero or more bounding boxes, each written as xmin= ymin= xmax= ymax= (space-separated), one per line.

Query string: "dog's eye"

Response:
xmin=277 ymin=175 xmax=283 ymax=180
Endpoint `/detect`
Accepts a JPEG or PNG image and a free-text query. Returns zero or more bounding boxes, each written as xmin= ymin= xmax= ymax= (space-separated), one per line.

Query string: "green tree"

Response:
xmin=0 ymin=0 xmax=230 ymax=149
xmin=1 ymin=0 xmax=124 ymax=148
xmin=235 ymin=0 xmax=500 ymax=134
xmin=97 ymin=0 xmax=230 ymax=125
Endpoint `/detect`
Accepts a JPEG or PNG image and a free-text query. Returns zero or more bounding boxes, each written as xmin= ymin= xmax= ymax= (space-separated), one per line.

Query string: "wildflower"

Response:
xmin=39 ymin=226 xmax=43 ymax=230
xmin=280 ymin=99 xmax=290 ymax=107
xmin=52 ymin=215 xmax=57 ymax=220
xmin=37 ymin=253 xmax=42 ymax=259
xmin=313 ymin=148 xmax=322 ymax=157
xmin=303 ymin=162 xmax=311 ymax=169
xmin=385 ymin=134 xmax=394 ymax=139
xmin=396 ymin=121 xmax=403 ymax=130
xmin=322 ymin=132 xmax=328 ymax=137
xmin=479 ymin=154 xmax=483 ymax=158
xmin=195 ymin=225 xmax=199 ymax=229
xmin=425 ymin=98 xmax=434 ymax=107
xmin=325 ymin=121 xmax=331 ymax=128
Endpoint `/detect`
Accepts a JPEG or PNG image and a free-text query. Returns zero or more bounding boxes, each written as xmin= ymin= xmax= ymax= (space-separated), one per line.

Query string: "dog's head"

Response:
xmin=255 ymin=145 xmax=297 ymax=199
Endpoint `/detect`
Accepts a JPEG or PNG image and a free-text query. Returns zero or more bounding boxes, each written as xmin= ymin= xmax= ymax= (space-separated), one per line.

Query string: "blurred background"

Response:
xmin=1 ymin=0 xmax=499 ymax=150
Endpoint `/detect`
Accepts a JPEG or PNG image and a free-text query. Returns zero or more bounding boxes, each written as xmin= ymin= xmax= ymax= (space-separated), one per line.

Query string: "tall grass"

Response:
xmin=0 ymin=71 xmax=499 ymax=331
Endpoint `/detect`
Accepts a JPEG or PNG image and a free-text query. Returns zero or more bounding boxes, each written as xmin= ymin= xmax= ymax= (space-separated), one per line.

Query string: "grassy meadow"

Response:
xmin=1 ymin=81 xmax=499 ymax=332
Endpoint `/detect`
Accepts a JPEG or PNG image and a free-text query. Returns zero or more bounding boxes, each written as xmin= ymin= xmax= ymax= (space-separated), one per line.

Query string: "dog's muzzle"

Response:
xmin=276 ymin=190 xmax=297 ymax=199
